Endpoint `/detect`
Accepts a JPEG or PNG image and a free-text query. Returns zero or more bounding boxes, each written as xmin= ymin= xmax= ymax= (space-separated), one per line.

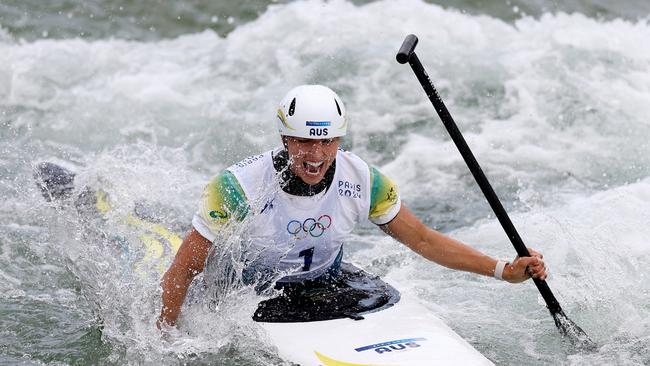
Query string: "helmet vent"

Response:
xmin=334 ymin=99 xmax=342 ymax=116
xmin=289 ymin=98 xmax=296 ymax=116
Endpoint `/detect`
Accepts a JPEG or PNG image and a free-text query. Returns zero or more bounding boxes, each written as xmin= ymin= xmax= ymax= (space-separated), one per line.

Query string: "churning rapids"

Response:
xmin=2 ymin=0 xmax=650 ymax=364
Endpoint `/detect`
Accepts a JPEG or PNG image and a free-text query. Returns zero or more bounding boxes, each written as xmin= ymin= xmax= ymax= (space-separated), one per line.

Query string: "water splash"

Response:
xmin=553 ymin=309 xmax=598 ymax=351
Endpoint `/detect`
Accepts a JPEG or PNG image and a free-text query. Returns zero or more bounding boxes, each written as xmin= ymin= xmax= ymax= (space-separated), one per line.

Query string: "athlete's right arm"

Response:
xmin=158 ymin=228 xmax=212 ymax=328
xmin=157 ymin=170 xmax=248 ymax=328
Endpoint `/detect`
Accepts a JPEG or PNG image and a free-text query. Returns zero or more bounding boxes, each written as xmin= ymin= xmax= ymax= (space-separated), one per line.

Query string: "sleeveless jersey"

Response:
xmin=192 ymin=148 xmax=401 ymax=282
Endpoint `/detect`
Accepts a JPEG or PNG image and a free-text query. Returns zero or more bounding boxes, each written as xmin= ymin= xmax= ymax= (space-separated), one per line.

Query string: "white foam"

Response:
xmin=0 ymin=25 xmax=11 ymax=43
xmin=2 ymin=1 xmax=649 ymax=184
xmin=385 ymin=178 xmax=650 ymax=362
xmin=4 ymin=1 xmax=650 ymax=364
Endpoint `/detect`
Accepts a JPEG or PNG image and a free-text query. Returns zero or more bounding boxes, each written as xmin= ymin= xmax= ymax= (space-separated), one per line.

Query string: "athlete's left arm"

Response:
xmin=379 ymin=204 xmax=547 ymax=283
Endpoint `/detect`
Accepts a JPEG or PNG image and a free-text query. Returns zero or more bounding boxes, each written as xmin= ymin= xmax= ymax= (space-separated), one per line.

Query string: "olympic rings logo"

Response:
xmin=286 ymin=215 xmax=332 ymax=238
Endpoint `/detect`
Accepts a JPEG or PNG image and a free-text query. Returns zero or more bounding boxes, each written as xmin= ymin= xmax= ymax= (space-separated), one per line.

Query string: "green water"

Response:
xmin=2 ymin=0 xmax=649 ymax=41
xmin=2 ymin=1 xmax=650 ymax=365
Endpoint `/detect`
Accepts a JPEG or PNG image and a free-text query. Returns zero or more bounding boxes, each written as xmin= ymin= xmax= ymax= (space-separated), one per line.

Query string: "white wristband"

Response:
xmin=494 ymin=260 xmax=508 ymax=281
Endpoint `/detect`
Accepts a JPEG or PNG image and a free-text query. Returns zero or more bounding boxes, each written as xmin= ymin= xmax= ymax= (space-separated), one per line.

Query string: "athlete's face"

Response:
xmin=284 ymin=136 xmax=340 ymax=185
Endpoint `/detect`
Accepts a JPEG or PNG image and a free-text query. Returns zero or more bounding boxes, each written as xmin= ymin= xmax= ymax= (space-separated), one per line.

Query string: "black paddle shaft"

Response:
xmin=396 ymin=34 xmax=596 ymax=349
xmin=397 ymin=34 xmax=562 ymax=313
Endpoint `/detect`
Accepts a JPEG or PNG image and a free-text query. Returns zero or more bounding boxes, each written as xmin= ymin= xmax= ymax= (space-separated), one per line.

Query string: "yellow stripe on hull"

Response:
xmin=314 ymin=351 xmax=395 ymax=366
xmin=126 ymin=214 xmax=183 ymax=276
xmin=136 ymin=233 xmax=166 ymax=275
xmin=126 ymin=215 xmax=183 ymax=253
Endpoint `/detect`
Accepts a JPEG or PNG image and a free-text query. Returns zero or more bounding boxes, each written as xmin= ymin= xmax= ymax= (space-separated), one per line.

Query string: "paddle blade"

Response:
xmin=553 ymin=310 xmax=598 ymax=351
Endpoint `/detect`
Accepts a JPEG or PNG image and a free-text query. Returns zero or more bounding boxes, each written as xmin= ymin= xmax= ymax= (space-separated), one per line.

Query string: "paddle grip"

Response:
xmin=396 ymin=34 xmax=419 ymax=64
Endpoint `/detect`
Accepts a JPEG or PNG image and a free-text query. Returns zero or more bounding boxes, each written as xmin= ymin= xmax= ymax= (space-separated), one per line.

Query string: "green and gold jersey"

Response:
xmin=368 ymin=166 xmax=400 ymax=225
xmin=194 ymin=170 xmax=249 ymax=240
xmin=192 ymin=150 xmax=401 ymax=243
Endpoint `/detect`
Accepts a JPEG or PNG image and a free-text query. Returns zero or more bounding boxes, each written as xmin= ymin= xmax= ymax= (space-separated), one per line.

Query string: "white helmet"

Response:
xmin=277 ymin=85 xmax=347 ymax=139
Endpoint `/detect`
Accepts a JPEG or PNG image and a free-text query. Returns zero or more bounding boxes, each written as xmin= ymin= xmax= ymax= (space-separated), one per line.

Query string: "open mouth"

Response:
xmin=303 ymin=161 xmax=324 ymax=176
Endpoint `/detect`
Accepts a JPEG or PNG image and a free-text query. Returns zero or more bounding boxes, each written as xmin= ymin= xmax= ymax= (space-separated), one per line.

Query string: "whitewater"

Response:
xmin=1 ymin=0 xmax=650 ymax=364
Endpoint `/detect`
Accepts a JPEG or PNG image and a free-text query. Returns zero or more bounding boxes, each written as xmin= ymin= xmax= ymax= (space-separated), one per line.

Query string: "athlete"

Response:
xmin=157 ymin=85 xmax=547 ymax=328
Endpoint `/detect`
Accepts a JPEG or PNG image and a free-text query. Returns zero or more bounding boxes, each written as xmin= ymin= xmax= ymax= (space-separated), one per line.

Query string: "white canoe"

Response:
xmin=255 ymin=267 xmax=494 ymax=366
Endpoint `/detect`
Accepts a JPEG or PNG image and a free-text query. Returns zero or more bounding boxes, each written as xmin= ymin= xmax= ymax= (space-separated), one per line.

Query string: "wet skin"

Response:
xmin=283 ymin=136 xmax=340 ymax=185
